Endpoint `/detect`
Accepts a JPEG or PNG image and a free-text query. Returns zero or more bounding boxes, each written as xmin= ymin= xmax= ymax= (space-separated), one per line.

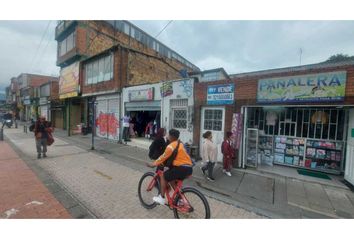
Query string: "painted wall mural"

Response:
xmin=96 ymin=112 xmax=119 ymax=138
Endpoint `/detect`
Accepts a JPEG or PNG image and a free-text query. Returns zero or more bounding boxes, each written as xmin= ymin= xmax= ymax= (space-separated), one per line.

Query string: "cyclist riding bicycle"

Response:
xmin=147 ymin=129 xmax=193 ymax=205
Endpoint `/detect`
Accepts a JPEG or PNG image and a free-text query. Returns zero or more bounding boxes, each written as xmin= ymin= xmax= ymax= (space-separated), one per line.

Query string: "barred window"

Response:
xmin=173 ymin=109 xmax=187 ymax=129
xmin=204 ymin=109 xmax=223 ymax=131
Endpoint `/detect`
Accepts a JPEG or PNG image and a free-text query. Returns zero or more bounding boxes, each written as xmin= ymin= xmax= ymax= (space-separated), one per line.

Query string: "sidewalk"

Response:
xmin=3 ymin=127 xmax=263 ymax=219
xmin=0 ymin=141 xmax=71 ymax=219
xmin=50 ymin=127 xmax=354 ymax=218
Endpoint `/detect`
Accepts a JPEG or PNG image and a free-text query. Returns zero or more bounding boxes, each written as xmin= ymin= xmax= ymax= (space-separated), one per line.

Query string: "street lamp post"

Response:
xmin=90 ymin=99 xmax=97 ymax=150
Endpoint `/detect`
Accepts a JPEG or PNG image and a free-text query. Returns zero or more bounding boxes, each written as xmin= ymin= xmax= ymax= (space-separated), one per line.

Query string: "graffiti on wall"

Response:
xmin=179 ymin=79 xmax=193 ymax=97
xmin=96 ymin=112 xmax=120 ymax=137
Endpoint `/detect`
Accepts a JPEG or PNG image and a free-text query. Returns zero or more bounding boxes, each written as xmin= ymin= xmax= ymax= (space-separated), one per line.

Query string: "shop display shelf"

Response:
xmin=305 ymin=156 xmax=341 ymax=162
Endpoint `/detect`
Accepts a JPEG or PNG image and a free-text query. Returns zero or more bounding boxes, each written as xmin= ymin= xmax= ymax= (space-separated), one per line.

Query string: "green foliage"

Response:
xmin=325 ymin=54 xmax=354 ymax=63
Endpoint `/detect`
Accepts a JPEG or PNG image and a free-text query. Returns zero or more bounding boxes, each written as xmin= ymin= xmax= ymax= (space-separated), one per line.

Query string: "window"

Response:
xmin=247 ymin=107 xmax=346 ymax=141
xmin=98 ymin=58 xmax=105 ymax=82
xmin=204 ymin=109 xmax=223 ymax=131
xmin=173 ymin=109 xmax=187 ymax=129
xmin=85 ymin=54 xmax=113 ymax=85
xmin=59 ymin=31 xmax=75 ymax=56
xmin=124 ymin=22 xmax=130 ymax=35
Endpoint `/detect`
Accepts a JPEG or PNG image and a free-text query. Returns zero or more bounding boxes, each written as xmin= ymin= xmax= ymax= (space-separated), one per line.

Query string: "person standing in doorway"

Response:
xmin=221 ymin=131 xmax=235 ymax=177
xmin=201 ymin=131 xmax=217 ymax=182
xmin=34 ymin=116 xmax=51 ymax=159
xmin=122 ymin=114 xmax=130 ymax=143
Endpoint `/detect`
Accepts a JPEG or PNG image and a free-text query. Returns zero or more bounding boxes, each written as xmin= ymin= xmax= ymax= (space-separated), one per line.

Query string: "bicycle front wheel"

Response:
xmin=173 ymin=187 xmax=211 ymax=219
xmin=138 ymin=172 xmax=160 ymax=209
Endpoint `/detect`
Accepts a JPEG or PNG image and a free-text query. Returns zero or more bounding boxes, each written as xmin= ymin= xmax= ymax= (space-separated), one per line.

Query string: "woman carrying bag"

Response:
xmin=201 ymin=131 xmax=217 ymax=182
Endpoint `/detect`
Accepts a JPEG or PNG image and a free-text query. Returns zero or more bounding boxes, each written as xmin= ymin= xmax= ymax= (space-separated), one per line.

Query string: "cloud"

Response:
xmin=0 ymin=20 xmax=59 ymax=89
xmin=2 ymin=20 xmax=354 ymax=92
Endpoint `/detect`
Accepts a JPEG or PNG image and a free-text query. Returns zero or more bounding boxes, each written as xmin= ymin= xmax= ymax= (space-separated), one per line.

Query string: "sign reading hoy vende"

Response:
xmin=207 ymin=84 xmax=234 ymax=105
xmin=257 ymin=71 xmax=347 ymax=103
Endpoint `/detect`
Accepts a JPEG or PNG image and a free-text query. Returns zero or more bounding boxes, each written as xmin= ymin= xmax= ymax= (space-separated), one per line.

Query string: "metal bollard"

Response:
xmin=0 ymin=128 xmax=3 ymax=141
xmin=24 ymin=125 xmax=27 ymax=133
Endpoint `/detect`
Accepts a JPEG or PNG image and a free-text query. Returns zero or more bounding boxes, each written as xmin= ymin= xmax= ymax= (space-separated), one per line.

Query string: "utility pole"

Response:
xmin=299 ymin=48 xmax=303 ymax=65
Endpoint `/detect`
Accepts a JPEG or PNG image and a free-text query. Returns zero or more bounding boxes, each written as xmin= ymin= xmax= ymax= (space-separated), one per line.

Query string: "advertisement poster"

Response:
xmin=129 ymin=88 xmax=154 ymax=101
xmin=257 ymin=71 xmax=346 ymax=103
xmin=160 ymin=81 xmax=173 ymax=97
xmin=59 ymin=61 xmax=80 ymax=99
xmin=231 ymin=113 xmax=243 ymax=149
xmin=207 ymin=84 xmax=234 ymax=105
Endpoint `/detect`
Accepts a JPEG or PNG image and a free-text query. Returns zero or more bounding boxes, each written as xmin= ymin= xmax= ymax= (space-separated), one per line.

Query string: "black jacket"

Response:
xmin=149 ymin=138 xmax=167 ymax=160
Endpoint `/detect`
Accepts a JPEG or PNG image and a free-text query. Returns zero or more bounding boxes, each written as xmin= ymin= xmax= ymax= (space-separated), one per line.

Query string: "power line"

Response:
xmin=35 ymin=21 xmax=54 ymax=71
xmin=29 ymin=20 xmax=51 ymax=72
xmin=155 ymin=20 xmax=173 ymax=38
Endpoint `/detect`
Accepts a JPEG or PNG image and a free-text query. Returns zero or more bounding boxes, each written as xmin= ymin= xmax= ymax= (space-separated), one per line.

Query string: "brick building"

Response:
xmin=55 ymin=20 xmax=198 ymax=137
xmin=38 ymin=79 xmax=60 ymax=125
xmin=193 ymin=61 xmax=354 ymax=183
xmin=11 ymin=73 xmax=58 ymax=121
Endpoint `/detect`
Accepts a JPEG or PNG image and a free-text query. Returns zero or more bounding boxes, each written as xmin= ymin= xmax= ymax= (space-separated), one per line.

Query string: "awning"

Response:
xmin=125 ymin=101 xmax=161 ymax=111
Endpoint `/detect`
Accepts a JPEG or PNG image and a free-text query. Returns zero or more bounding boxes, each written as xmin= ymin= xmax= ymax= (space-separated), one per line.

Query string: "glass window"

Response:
xmin=124 ymin=23 xmax=130 ymax=35
xmin=60 ymin=39 xmax=66 ymax=56
xmin=204 ymin=109 xmax=223 ymax=131
xmin=98 ymin=57 xmax=105 ymax=82
xmin=103 ymin=55 xmax=111 ymax=81
xmin=92 ymin=61 xmax=99 ymax=84
xmin=66 ymin=32 xmax=73 ymax=52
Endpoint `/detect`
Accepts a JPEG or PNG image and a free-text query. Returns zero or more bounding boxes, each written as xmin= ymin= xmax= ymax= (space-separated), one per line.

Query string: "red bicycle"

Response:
xmin=138 ymin=168 xmax=211 ymax=219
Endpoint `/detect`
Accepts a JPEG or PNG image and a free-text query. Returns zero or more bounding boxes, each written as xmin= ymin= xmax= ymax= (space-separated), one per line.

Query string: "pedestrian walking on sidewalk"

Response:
xmin=221 ymin=131 xmax=235 ymax=177
xmin=201 ymin=131 xmax=217 ymax=182
xmin=34 ymin=116 xmax=52 ymax=159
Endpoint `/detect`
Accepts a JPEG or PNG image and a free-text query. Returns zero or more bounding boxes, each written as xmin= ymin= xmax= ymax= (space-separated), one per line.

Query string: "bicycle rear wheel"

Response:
xmin=173 ymin=187 xmax=210 ymax=219
xmin=138 ymin=172 xmax=160 ymax=209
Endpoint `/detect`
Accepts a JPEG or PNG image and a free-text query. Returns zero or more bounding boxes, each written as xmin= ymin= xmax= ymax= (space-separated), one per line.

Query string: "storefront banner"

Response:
xmin=160 ymin=81 xmax=173 ymax=97
xmin=231 ymin=113 xmax=243 ymax=149
xmin=257 ymin=71 xmax=347 ymax=103
xmin=129 ymin=87 xmax=154 ymax=101
xmin=59 ymin=61 xmax=80 ymax=99
xmin=207 ymin=84 xmax=234 ymax=105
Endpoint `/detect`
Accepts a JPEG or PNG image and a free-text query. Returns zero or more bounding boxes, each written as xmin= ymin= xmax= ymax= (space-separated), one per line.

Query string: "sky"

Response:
xmin=1 ymin=20 xmax=354 ymax=93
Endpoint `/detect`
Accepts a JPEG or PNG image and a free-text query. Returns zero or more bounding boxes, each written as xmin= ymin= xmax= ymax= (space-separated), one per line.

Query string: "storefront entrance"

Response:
xmin=125 ymin=100 xmax=161 ymax=139
xmin=200 ymin=107 xmax=225 ymax=162
xmin=243 ymin=106 xmax=348 ymax=175
xmin=345 ymin=108 xmax=354 ymax=185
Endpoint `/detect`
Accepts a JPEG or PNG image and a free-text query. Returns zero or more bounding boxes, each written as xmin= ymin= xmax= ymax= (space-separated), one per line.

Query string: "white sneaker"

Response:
xmin=222 ymin=169 xmax=226 ymax=173
xmin=153 ymin=194 xmax=166 ymax=205
xmin=226 ymin=172 xmax=232 ymax=177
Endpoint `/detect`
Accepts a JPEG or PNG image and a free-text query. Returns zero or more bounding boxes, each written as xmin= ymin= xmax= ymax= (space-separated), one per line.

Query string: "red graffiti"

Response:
xmin=96 ymin=112 xmax=119 ymax=137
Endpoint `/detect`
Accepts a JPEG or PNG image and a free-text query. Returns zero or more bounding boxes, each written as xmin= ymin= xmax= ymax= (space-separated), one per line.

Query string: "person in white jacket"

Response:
xmin=201 ymin=131 xmax=218 ymax=181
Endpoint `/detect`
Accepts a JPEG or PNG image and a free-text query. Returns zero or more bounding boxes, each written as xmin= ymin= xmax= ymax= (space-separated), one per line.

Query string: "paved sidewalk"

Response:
xmin=50 ymin=127 xmax=354 ymax=218
xmin=0 ymin=141 xmax=71 ymax=219
xmin=4 ymin=127 xmax=263 ymax=219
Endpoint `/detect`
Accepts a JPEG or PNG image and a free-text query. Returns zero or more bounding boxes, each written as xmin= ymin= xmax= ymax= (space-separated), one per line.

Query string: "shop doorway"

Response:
xmin=128 ymin=111 xmax=161 ymax=138
xmin=345 ymin=108 xmax=354 ymax=185
xmin=200 ymin=107 xmax=225 ymax=162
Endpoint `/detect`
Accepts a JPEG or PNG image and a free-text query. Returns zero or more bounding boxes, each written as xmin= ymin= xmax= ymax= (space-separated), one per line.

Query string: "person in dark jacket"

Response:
xmin=221 ymin=131 xmax=235 ymax=177
xmin=34 ymin=116 xmax=52 ymax=159
xmin=149 ymin=128 xmax=167 ymax=160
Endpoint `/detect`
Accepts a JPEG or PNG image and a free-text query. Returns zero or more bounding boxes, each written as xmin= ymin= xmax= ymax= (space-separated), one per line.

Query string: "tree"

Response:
xmin=325 ymin=54 xmax=354 ymax=63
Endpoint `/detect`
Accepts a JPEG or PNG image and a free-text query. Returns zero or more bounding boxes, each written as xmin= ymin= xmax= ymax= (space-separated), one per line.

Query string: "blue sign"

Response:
xmin=207 ymin=84 xmax=234 ymax=105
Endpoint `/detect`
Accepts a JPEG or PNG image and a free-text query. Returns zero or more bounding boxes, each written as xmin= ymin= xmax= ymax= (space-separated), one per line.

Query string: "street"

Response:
xmin=1 ymin=127 xmax=263 ymax=219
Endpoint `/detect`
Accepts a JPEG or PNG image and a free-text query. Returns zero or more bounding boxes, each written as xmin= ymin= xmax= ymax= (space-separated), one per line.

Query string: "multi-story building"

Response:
xmin=38 ymin=79 xmax=59 ymax=124
xmin=55 ymin=20 xmax=199 ymax=138
xmin=15 ymin=73 xmax=58 ymax=121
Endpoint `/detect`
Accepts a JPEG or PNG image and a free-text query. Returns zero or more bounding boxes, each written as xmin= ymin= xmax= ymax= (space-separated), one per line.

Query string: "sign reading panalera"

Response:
xmin=207 ymin=84 xmax=234 ymax=105
xmin=129 ymin=87 xmax=154 ymax=101
xmin=257 ymin=71 xmax=347 ymax=103
xmin=59 ymin=61 xmax=80 ymax=99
